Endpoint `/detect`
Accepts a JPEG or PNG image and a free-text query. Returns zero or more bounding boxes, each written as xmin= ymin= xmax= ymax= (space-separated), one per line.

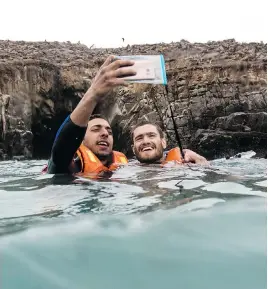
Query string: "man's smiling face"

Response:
xmin=83 ymin=118 xmax=113 ymax=157
xmin=132 ymin=124 xmax=166 ymax=163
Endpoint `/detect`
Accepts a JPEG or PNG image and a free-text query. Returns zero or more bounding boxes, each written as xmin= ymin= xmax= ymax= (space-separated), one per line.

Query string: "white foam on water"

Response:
xmin=255 ymin=180 xmax=267 ymax=187
xmin=34 ymin=174 xmax=55 ymax=180
xmin=238 ymin=150 xmax=257 ymax=159
xmin=175 ymin=198 xmax=226 ymax=212
xmin=22 ymin=186 xmax=40 ymax=190
xmin=202 ymin=182 xmax=267 ymax=197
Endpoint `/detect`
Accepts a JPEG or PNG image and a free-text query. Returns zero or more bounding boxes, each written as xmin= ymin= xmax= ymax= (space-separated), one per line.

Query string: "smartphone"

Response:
xmin=115 ymin=55 xmax=167 ymax=85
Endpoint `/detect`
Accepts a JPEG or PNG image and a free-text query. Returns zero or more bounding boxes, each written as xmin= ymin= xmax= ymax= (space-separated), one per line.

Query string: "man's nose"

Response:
xmin=142 ymin=135 xmax=151 ymax=144
xmin=100 ymin=128 xmax=109 ymax=137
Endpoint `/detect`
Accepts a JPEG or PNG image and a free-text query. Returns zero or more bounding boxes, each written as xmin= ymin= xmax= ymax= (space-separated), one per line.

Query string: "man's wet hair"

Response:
xmin=131 ymin=120 xmax=164 ymax=139
xmin=88 ymin=114 xmax=109 ymax=123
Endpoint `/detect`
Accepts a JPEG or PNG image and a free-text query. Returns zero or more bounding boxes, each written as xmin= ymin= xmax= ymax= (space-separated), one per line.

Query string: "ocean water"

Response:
xmin=0 ymin=151 xmax=266 ymax=289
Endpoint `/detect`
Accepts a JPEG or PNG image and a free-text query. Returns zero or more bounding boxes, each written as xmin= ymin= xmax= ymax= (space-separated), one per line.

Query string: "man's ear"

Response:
xmin=161 ymin=138 xmax=167 ymax=150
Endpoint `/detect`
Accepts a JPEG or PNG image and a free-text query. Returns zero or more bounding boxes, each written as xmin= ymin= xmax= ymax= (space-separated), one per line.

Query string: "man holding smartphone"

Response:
xmin=45 ymin=56 xmax=207 ymax=176
xmin=46 ymin=56 xmax=136 ymax=175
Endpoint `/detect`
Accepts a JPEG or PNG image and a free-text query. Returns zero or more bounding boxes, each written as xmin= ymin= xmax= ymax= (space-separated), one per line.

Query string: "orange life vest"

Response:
xmin=76 ymin=143 xmax=128 ymax=175
xmin=41 ymin=146 xmax=181 ymax=174
xmin=162 ymin=147 xmax=183 ymax=165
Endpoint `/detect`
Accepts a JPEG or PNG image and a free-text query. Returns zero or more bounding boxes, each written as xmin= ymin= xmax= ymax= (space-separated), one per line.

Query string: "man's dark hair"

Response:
xmin=131 ymin=120 xmax=164 ymax=140
xmin=88 ymin=114 xmax=110 ymax=123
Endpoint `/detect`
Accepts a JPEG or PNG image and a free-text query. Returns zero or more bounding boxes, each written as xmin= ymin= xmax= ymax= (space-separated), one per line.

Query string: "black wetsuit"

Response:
xmin=47 ymin=115 xmax=87 ymax=174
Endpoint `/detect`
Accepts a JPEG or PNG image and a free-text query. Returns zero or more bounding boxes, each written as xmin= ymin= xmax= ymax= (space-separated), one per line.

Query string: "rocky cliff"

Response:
xmin=0 ymin=39 xmax=266 ymax=160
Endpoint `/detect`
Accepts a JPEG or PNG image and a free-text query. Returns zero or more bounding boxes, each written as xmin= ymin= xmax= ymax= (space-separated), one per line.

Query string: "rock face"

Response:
xmin=0 ymin=39 xmax=266 ymax=160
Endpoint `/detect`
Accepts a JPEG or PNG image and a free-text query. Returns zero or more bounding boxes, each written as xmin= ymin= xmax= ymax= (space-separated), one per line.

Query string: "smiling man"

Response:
xmin=47 ymin=114 xmax=127 ymax=175
xmin=132 ymin=121 xmax=209 ymax=165
xmin=132 ymin=123 xmax=166 ymax=164
xmin=46 ymin=55 xmax=136 ymax=175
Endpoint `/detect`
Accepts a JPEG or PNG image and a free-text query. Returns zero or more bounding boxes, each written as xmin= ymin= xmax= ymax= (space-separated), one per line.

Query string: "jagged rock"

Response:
xmin=192 ymin=129 xmax=267 ymax=159
xmin=0 ymin=39 xmax=267 ymax=160
xmin=209 ymin=112 xmax=267 ymax=132
xmin=3 ymin=129 xmax=33 ymax=159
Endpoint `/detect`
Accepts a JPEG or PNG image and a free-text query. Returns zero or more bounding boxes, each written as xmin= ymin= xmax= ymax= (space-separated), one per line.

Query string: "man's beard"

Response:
xmin=134 ymin=147 xmax=163 ymax=164
xmin=95 ymin=152 xmax=113 ymax=165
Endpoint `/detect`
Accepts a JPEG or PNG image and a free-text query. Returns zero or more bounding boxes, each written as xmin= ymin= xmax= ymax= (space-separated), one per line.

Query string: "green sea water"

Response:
xmin=0 ymin=151 xmax=266 ymax=289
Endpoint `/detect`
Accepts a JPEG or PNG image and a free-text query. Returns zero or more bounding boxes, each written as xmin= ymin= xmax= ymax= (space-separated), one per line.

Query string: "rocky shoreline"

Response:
xmin=0 ymin=39 xmax=267 ymax=160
